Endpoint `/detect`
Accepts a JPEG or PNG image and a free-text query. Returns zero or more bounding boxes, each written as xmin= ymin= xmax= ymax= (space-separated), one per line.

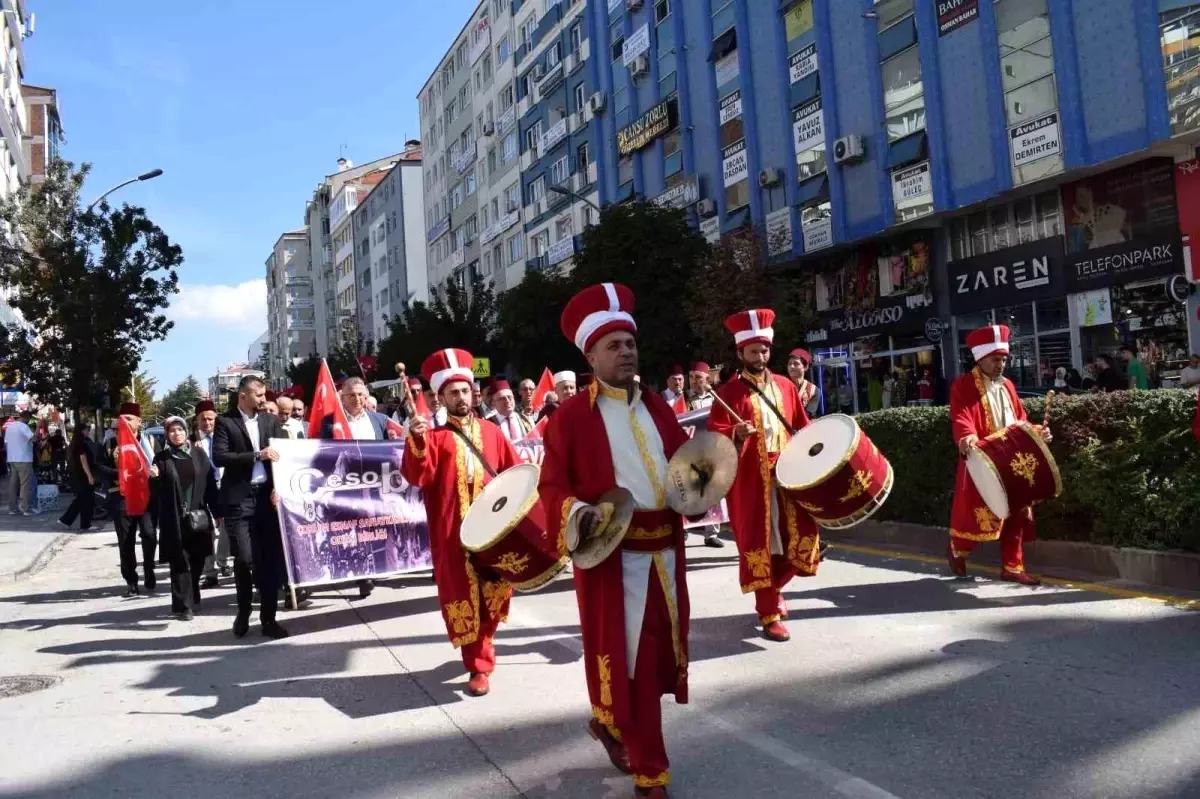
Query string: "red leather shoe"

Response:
xmin=466 ymin=672 xmax=490 ymax=697
xmin=588 ymin=718 xmax=631 ymax=774
xmin=1001 ymin=569 xmax=1041 ymax=586
xmin=634 ymin=787 xmax=668 ymax=797
xmin=947 ymin=545 xmax=967 ymax=578
xmin=762 ymin=620 xmax=791 ymax=642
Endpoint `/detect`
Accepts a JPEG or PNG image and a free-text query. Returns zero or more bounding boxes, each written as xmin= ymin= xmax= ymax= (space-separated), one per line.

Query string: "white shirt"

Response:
xmin=3 ymin=421 xmax=34 ymax=463
xmin=346 ymin=411 xmax=378 ymax=441
xmin=281 ymin=418 xmax=305 ymax=439
xmin=688 ymin=392 xmax=714 ymax=411
xmin=985 ymin=376 xmax=1018 ymax=431
xmin=494 ymin=411 xmax=529 ymax=442
xmin=195 ymin=432 xmax=224 ymax=482
xmin=662 ymin=388 xmax=683 ymax=405
xmin=239 ymin=408 xmax=268 ymax=484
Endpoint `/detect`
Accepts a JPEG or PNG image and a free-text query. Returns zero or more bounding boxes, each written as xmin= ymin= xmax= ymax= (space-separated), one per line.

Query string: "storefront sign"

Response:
xmin=719 ymin=90 xmax=743 ymax=126
xmin=766 ymin=208 xmax=793 ymax=257
xmin=806 ymin=291 xmax=934 ymax=346
xmin=792 ymin=97 xmax=823 ymax=154
xmin=1066 ymin=232 xmax=1185 ymax=291
xmin=427 ymin=215 xmax=450 ymax=243
xmin=937 ymin=0 xmax=979 ymax=36
xmin=947 ymin=237 xmax=1066 ymax=314
xmin=1065 ymin=159 xmax=1177 ymax=252
xmin=700 ymin=216 xmax=721 ymax=245
xmin=1074 ymin=288 xmax=1113 ymax=327
xmin=536 ymin=61 xmax=565 ymax=94
xmin=924 ymin=318 xmax=948 ymax=343
xmin=616 ymin=99 xmax=675 ymax=156
xmin=652 ymin=177 xmax=699 ymax=210
xmin=1009 ymin=112 xmax=1060 ymax=169
xmin=892 ymin=162 xmax=932 ymax=209
xmin=623 ymin=24 xmax=650 ymax=66
xmin=547 ymin=235 xmax=575 ymax=266
xmin=540 ymin=117 xmax=568 ymax=155
xmin=722 ymin=140 xmax=748 ymax=188
xmin=715 ymin=51 xmax=739 ymax=87
xmin=802 ymin=216 xmax=832 ymax=252
xmin=789 ymin=43 xmax=818 ymax=85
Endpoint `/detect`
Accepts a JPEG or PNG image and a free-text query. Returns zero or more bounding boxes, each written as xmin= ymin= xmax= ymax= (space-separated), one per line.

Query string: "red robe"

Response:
xmin=949 ymin=368 xmax=1035 ymax=566
xmin=401 ymin=415 xmax=521 ymax=651
xmin=539 ymin=381 xmax=691 ymax=735
xmin=708 ymin=371 xmax=821 ymax=593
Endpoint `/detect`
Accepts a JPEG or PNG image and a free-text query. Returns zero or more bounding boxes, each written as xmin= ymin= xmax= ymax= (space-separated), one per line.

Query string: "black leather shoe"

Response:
xmin=261 ymin=621 xmax=290 ymax=640
xmin=202 ymin=575 xmax=219 ymax=589
xmin=704 ymin=534 xmax=725 ymax=548
xmin=358 ymin=580 xmax=375 ymax=599
xmin=144 ymin=574 xmax=156 ymax=592
xmin=123 ymin=584 xmax=139 ymax=598
xmin=174 ymin=609 xmax=194 ymax=621
xmin=232 ymin=614 xmax=250 ymax=638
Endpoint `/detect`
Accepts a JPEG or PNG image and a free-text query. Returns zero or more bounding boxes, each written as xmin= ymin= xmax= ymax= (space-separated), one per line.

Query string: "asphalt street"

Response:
xmin=1 ymin=530 xmax=1198 ymax=799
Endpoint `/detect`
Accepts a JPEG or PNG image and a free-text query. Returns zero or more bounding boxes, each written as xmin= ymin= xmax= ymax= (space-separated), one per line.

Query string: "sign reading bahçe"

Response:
xmin=616 ymin=99 xmax=675 ymax=156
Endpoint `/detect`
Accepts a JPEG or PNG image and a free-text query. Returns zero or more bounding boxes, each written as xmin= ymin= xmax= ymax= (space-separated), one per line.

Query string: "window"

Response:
xmin=662 ymin=129 xmax=681 ymax=158
xmin=503 ymin=133 xmax=518 ymax=162
xmin=570 ymin=24 xmax=582 ymax=55
xmin=575 ymin=82 xmax=587 ymax=113
xmin=488 ymin=147 xmax=498 ymax=174
xmin=577 ymin=142 xmax=590 ymax=174
xmin=881 ymin=46 xmax=925 ymax=142
xmin=618 ymin=156 xmax=633 ymax=186
xmin=520 ymin=15 xmax=538 ymax=49
xmin=548 ymin=42 xmax=562 ymax=67
xmin=483 ymin=54 xmax=493 ymax=83
xmin=948 ymin=190 xmax=1063 ymax=260
xmin=531 ymin=230 xmax=550 ymax=257
xmin=655 ymin=0 xmax=670 ymax=24
xmin=457 ymin=43 xmax=468 ymax=68
xmin=465 ymin=214 xmax=478 ymax=240
xmin=525 ymin=120 xmax=543 ymax=155
xmin=505 ymin=182 xmax=521 ymax=211
xmin=493 ymin=244 xmax=504 ymax=271
xmin=551 ymin=156 xmax=570 ymax=185
xmin=1006 ymin=73 xmax=1057 ymax=125
xmin=612 ymin=36 xmax=625 ymax=63
xmin=466 ymin=171 xmax=477 ymax=195
xmin=529 ymin=176 xmax=546 ymax=204
xmin=498 ymin=34 xmax=511 ymax=64
xmin=556 ymin=216 xmax=574 ymax=243
xmin=508 ymin=234 xmax=524 ymax=263
xmin=725 ymin=178 xmax=751 ymax=212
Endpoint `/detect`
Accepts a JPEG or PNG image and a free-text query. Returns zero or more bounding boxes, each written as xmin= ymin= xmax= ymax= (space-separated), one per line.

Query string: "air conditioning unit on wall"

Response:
xmin=832 ymin=135 xmax=866 ymax=164
xmin=588 ymin=91 xmax=608 ymax=114
xmin=630 ymin=55 xmax=649 ymax=79
xmin=758 ymin=168 xmax=782 ymax=188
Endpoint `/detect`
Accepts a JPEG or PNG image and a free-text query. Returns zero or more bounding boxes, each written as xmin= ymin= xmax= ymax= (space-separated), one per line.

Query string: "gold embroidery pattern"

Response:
xmin=482 ymin=579 xmax=511 ymax=620
xmin=493 ymin=552 xmax=530 ymax=575
xmin=597 ymin=655 xmax=613 ymax=707
xmin=405 ymin=431 xmax=427 ymax=458
xmin=591 ymin=705 xmax=617 ymax=734
xmin=1010 ymin=452 xmax=1038 ymax=487
xmin=974 ymin=506 xmax=1000 ymax=533
xmin=839 ymin=470 xmax=872 ymax=503
xmin=745 ymin=547 xmax=771 ymax=579
xmin=951 ymin=526 xmax=1002 ymax=542
xmin=558 ymin=497 xmax=575 ymax=556
xmin=633 ymin=772 xmax=671 ymax=789
xmin=798 ymin=500 xmax=823 ymax=514
xmin=628 ymin=410 xmax=667 ymax=510
xmin=452 ymin=417 xmax=485 ymax=520
xmin=625 ymin=525 xmax=673 ymax=540
xmin=449 ymin=560 xmax=482 ymax=648
xmin=653 ymin=552 xmax=684 ymax=674
xmin=972 ymin=367 xmax=997 ymax=436
xmin=446 ymin=600 xmax=474 ymax=635
xmin=746 ymin=383 xmax=774 ymax=553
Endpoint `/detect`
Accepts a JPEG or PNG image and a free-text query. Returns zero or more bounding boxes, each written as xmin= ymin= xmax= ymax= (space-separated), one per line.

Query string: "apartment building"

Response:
xmin=305 ymin=153 xmax=405 ymax=357
xmin=208 ymin=363 xmax=266 ymax=403
xmin=264 ymin=229 xmax=314 ymax=385
xmin=21 ymin=83 xmax=61 ymax=186
xmin=0 ymin=0 xmax=31 ymax=335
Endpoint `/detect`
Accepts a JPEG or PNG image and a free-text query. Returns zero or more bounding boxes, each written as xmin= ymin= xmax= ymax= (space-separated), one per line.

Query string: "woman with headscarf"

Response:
xmin=152 ymin=416 xmax=219 ymax=621
xmin=1053 ymin=366 xmax=1070 ymax=394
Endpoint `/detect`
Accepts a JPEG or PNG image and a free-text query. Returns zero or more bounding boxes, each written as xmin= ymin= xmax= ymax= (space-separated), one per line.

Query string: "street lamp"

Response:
xmin=85 ymin=168 xmax=164 ymax=212
xmin=548 ymin=184 xmax=601 ymax=213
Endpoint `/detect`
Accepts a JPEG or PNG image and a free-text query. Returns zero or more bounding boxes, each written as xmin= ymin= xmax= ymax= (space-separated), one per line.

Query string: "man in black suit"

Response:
xmin=212 ymin=375 xmax=289 ymax=639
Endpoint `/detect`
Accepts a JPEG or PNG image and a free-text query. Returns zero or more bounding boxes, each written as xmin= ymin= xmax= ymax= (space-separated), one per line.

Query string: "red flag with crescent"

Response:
xmin=531 ymin=367 xmax=555 ymax=414
xmin=117 ymin=417 xmax=152 ymax=516
xmin=671 ymin=394 xmax=687 ymax=415
xmin=308 ymin=359 xmax=350 ymax=440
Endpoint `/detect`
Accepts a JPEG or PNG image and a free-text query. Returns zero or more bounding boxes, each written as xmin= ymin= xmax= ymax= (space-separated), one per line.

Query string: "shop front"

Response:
xmin=803 ymin=235 xmax=943 ymax=414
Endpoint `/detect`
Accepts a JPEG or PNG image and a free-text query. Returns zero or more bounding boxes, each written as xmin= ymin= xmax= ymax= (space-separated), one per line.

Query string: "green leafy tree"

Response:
xmin=285 ymin=354 xmax=323 ymax=407
xmin=683 ymin=227 xmax=774 ymax=367
xmin=121 ymin=371 xmax=159 ymax=421
xmin=496 ymin=266 xmax=579 ymax=379
xmin=0 ymin=160 xmax=181 ymax=415
xmin=158 ymin=375 xmax=203 ymax=419
xmin=378 ymin=278 xmax=504 ymax=381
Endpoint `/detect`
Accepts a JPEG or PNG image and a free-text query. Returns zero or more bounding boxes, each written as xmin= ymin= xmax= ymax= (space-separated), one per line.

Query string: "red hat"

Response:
xmin=265 ymin=390 xmax=278 ymax=401
xmin=668 ymin=364 xmax=684 ymax=379
xmin=195 ymin=400 xmax=216 ymax=414
xmin=407 ymin=376 xmax=423 ymax=390
xmin=420 ymin=348 xmax=475 ymax=394
xmin=560 ymin=282 xmax=637 ymax=353
xmin=967 ymin=325 xmax=1011 ymax=362
xmin=690 ymin=361 xmax=711 ymax=374
xmin=788 ymin=348 xmax=811 ymax=365
xmin=491 ymin=379 xmax=513 ymax=395
xmin=724 ymin=309 xmax=776 ymax=347
xmin=119 ymin=402 xmax=141 ymax=417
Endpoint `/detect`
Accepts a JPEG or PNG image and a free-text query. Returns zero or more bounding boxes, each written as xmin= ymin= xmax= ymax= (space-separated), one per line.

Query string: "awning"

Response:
xmin=887 ymin=131 xmax=928 ymax=170
xmin=796 ymin=174 xmax=829 ymax=208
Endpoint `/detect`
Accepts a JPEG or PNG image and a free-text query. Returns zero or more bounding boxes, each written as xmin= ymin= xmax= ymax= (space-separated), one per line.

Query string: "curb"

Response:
xmin=0 ymin=530 xmax=75 ymax=584
xmin=828 ymin=520 xmax=1200 ymax=594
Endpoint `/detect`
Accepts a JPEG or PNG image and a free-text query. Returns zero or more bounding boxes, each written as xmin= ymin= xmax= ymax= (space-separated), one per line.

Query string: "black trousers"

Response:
xmin=114 ymin=508 xmax=157 ymax=587
xmin=225 ymin=485 xmax=283 ymax=625
xmin=170 ymin=547 xmax=207 ymax=613
xmin=59 ymin=480 xmax=95 ymax=529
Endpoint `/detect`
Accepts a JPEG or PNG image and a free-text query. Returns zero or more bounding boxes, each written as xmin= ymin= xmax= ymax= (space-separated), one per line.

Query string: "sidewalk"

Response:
xmin=0 ymin=487 xmax=99 ymax=582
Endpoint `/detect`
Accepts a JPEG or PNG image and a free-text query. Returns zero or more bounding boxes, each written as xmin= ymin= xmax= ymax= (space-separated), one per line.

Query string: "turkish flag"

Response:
xmin=531 ymin=367 xmax=555 ymax=414
xmin=117 ymin=417 xmax=152 ymax=516
xmin=671 ymin=394 xmax=687 ymax=415
xmin=358 ymin=354 xmax=377 ymax=377
xmin=308 ymin=359 xmax=350 ymax=440
xmin=385 ymin=416 xmax=405 ymax=440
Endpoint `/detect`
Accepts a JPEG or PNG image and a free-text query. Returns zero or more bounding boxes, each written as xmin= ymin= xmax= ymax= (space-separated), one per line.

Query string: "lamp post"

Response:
xmin=548 ymin=184 xmax=601 ymax=213
xmin=85 ymin=168 xmax=164 ymax=213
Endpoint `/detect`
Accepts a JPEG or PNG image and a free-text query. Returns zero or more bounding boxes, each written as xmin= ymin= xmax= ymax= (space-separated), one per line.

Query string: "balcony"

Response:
xmin=524 ymin=198 xmax=547 ymax=221
xmin=520 ymin=148 xmax=535 ymax=171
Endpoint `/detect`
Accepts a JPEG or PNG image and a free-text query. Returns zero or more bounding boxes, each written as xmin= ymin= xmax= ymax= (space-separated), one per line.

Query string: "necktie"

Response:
xmin=508 ymin=416 xmax=518 ymax=440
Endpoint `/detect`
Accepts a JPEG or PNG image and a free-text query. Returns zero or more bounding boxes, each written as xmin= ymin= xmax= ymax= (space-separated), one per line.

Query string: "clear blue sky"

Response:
xmin=27 ymin=0 xmax=479 ymax=395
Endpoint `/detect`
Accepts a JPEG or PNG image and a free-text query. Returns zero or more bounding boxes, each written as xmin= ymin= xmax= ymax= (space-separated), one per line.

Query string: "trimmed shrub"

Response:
xmin=856 ymin=389 xmax=1200 ymax=552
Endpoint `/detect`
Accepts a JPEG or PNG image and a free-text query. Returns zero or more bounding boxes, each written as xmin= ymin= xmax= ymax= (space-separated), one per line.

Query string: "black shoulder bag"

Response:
xmin=167 ymin=456 xmax=213 ymax=537
xmin=739 ymin=375 xmax=797 ymax=436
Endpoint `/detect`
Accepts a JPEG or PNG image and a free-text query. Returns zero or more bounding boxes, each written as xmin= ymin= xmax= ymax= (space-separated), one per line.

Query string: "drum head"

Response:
xmin=460 ymin=463 xmax=541 ymax=552
xmin=776 ymin=414 xmax=860 ymax=490
xmin=966 ymin=449 xmax=1010 ymax=520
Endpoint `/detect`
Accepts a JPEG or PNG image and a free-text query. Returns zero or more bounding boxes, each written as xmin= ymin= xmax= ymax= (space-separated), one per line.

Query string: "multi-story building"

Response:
xmin=264 ymin=229 xmax=314 ymax=386
xmin=247 ymin=330 xmax=269 ymax=371
xmin=207 ymin=363 xmax=265 ymax=403
xmin=0 ymin=1 xmax=32 ymax=335
xmin=352 ymin=142 xmax=428 ymax=347
xmin=21 ymin=84 xmax=62 ymax=186
xmin=329 ymin=165 xmax=392 ymax=351
xmin=305 ymin=153 xmax=405 ymax=357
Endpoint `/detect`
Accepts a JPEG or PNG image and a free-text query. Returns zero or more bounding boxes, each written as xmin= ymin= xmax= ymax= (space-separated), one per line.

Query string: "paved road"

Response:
xmin=1 ymin=531 xmax=1198 ymax=799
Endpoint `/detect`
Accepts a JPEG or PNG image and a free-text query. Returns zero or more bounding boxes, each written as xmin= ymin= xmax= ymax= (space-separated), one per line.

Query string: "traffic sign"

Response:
xmin=472 ymin=357 xmax=491 ymax=378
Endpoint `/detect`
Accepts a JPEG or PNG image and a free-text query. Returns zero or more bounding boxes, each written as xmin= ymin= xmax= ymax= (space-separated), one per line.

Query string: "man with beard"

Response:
xmin=708 ymin=309 xmax=821 ymax=643
xmin=948 ymin=325 xmax=1050 ymax=584
xmin=401 ymin=348 xmax=523 ymax=697
xmin=540 ymin=283 xmax=692 ymax=798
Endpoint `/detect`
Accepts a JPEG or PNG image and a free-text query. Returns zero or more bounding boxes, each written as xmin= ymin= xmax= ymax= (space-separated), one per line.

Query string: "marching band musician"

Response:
xmin=948 ymin=325 xmax=1050 ymax=585
xmin=786 ymin=348 xmax=820 ymax=417
xmin=707 ymin=309 xmax=821 ymax=643
xmin=401 ymin=348 xmax=524 ymax=697
xmin=540 ymin=283 xmax=691 ymax=799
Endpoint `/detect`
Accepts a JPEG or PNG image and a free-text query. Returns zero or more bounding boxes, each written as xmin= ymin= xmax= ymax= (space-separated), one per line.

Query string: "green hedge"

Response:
xmin=855 ymin=389 xmax=1200 ymax=552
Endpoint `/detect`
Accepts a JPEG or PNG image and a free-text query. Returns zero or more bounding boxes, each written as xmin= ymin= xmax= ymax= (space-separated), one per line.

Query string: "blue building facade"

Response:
xmin=577 ymin=0 xmax=1200 ymax=412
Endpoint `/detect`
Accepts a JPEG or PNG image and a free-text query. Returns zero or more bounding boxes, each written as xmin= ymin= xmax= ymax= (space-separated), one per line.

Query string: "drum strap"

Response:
xmin=739 ymin=376 xmax=796 ymax=436
xmin=446 ymin=424 xmax=499 ymax=479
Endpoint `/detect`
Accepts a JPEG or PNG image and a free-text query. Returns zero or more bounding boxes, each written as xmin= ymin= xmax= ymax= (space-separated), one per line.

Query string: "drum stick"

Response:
xmin=710 ymin=391 xmax=747 ymax=426
xmin=1042 ymin=390 xmax=1055 ymax=428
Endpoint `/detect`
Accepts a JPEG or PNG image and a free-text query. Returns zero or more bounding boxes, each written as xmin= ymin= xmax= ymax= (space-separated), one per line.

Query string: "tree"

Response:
xmin=0 ymin=159 xmax=181 ymax=415
xmin=158 ymin=375 xmax=203 ymax=419
xmin=377 ymin=278 xmax=504 ymax=381
xmin=684 ymin=227 xmax=775 ymax=367
xmin=121 ymin=371 xmax=159 ymax=421
xmin=496 ymin=266 xmax=579 ymax=379
xmin=285 ymin=354 xmax=323 ymax=407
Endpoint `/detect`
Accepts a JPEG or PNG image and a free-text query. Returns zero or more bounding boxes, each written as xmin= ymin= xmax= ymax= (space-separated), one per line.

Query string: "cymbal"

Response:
xmin=572 ymin=487 xmax=634 ymax=570
xmin=665 ymin=431 xmax=738 ymax=517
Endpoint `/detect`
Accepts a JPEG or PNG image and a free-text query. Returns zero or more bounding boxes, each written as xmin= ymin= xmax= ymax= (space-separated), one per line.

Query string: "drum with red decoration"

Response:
xmin=966 ymin=421 xmax=1061 ymax=520
xmin=459 ymin=463 xmax=567 ymax=591
xmin=775 ymin=414 xmax=894 ymax=530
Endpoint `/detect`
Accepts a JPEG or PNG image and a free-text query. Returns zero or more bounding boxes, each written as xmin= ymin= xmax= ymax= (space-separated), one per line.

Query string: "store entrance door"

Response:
xmin=813 ymin=349 xmax=855 ymax=416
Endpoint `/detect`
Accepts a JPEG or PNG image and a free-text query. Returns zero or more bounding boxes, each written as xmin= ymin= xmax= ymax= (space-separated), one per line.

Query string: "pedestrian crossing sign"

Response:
xmin=472 ymin=358 xmax=491 ymax=378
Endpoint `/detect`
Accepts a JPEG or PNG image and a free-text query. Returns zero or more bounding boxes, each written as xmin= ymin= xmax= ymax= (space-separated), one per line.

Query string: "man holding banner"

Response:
xmin=401 ymin=348 xmax=523 ymax=698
